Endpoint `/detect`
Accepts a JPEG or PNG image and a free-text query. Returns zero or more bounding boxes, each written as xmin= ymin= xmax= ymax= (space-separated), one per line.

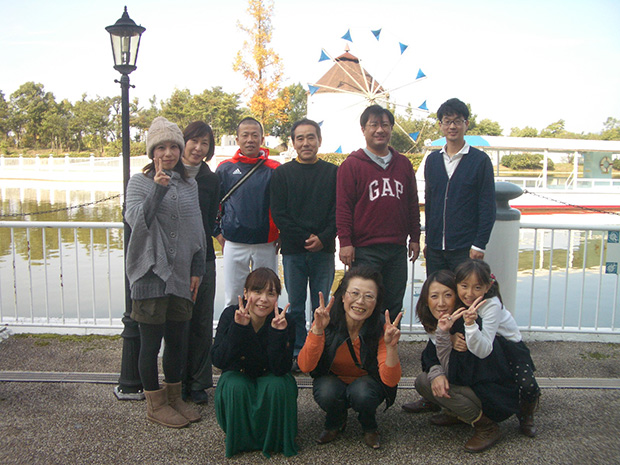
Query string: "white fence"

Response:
xmin=1 ymin=220 xmax=619 ymax=341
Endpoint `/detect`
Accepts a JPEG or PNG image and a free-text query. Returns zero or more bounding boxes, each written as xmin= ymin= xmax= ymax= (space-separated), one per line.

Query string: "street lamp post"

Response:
xmin=106 ymin=6 xmax=146 ymax=401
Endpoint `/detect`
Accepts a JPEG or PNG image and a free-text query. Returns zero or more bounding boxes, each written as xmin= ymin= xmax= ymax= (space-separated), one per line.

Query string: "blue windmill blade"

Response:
xmin=308 ymin=85 xmax=320 ymax=96
xmin=409 ymin=131 xmax=420 ymax=142
xmin=335 ymin=146 xmax=342 ymax=154
xmin=318 ymin=121 xmax=324 ymax=127
xmin=416 ymin=68 xmax=426 ymax=80
xmin=371 ymin=29 xmax=382 ymax=40
xmin=418 ymin=100 xmax=428 ymax=111
xmin=342 ymin=29 xmax=352 ymax=42
xmin=319 ymin=49 xmax=330 ymax=62
xmin=399 ymin=42 xmax=408 ymax=55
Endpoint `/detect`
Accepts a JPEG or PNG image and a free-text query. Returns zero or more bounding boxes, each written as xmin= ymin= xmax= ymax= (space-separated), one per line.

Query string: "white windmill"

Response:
xmin=307 ymin=28 xmax=428 ymax=154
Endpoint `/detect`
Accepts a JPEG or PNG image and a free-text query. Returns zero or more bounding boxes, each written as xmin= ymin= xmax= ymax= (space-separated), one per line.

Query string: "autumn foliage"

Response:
xmin=233 ymin=0 xmax=289 ymax=133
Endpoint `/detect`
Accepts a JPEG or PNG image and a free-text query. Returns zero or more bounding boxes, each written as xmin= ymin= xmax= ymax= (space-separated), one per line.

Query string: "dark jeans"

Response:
xmin=353 ymin=243 xmax=407 ymax=322
xmin=282 ymin=252 xmax=335 ymax=355
xmin=425 ymin=247 xmax=470 ymax=276
xmin=184 ymin=260 xmax=216 ymax=391
xmin=312 ymin=375 xmax=385 ymax=432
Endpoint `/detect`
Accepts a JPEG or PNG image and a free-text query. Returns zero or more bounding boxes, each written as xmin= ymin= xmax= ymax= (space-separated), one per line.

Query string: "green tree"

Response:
xmin=194 ymin=87 xmax=243 ymax=142
xmin=269 ymin=83 xmax=307 ymax=142
xmin=233 ymin=0 xmax=288 ymax=131
xmin=9 ymin=82 xmax=57 ymax=148
xmin=390 ymin=107 xmax=442 ymax=153
xmin=40 ymin=99 xmax=71 ymax=152
xmin=0 ymin=91 xmax=9 ymax=142
xmin=510 ymin=126 xmax=539 ymax=137
xmin=161 ymin=87 xmax=243 ymax=142
xmin=72 ymin=95 xmax=114 ymax=154
xmin=133 ymin=95 xmax=160 ymax=142
xmin=601 ymin=117 xmax=620 ymax=141
xmin=468 ymin=118 xmax=502 ymax=136
xmin=540 ymin=119 xmax=566 ymax=138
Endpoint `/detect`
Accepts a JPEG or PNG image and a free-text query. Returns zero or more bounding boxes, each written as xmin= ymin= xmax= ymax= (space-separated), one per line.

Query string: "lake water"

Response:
xmin=1 ymin=186 xmax=618 ymax=330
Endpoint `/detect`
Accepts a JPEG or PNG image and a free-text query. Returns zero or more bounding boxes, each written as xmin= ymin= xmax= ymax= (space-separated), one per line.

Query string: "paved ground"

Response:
xmin=1 ymin=334 xmax=619 ymax=464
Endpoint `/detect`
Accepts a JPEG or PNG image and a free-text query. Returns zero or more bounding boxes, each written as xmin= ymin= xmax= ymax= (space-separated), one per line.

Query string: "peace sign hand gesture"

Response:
xmin=311 ymin=292 xmax=333 ymax=335
xmin=463 ymin=295 xmax=485 ymax=326
xmin=384 ymin=310 xmax=403 ymax=347
xmin=437 ymin=307 xmax=463 ymax=332
xmin=234 ymin=295 xmax=251 ymax=326
xmin=271 ymin=303 xmax=289 ymax=330
xmin=153 ymin=156 xmax=171 ymax=186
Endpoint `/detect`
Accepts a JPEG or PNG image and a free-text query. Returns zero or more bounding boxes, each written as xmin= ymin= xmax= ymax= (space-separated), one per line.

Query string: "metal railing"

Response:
xmin=1 ymin=220 xmax=619 ymax=341
xmin=0 ymin=221 xmax=124 ymax=333
xmin=516 ymin=221 xmax=620 ymax=339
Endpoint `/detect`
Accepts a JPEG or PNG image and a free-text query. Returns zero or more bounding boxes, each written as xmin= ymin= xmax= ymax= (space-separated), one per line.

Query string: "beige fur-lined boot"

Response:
xmin=144 ymin=387 xmax=189 ymax=428
xmin=164 ymin=381 xmax=201 ymax=423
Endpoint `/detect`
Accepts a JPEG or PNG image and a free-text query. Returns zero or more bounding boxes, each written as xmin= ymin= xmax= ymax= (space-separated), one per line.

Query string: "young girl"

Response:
xmin=455 ymin=259 xmax=540 ymax=437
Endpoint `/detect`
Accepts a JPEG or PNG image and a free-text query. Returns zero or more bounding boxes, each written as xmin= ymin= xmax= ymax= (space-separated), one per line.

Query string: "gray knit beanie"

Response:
xmin=146 ymin=117 xmax=185 ymax=159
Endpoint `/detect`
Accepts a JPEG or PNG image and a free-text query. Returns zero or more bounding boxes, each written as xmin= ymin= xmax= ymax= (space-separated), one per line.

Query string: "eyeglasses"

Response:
xmin=366 ymin=122 xmax=392 ymax=130
xmin=346 ymin=290 xmax=377 ymax=303
xmin=440 ymin=119 xmax=466 ymax=127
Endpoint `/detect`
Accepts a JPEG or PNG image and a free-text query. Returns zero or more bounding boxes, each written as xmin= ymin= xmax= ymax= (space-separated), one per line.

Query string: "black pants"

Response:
xmin=138 ymin=320 xmax=189 ymax=391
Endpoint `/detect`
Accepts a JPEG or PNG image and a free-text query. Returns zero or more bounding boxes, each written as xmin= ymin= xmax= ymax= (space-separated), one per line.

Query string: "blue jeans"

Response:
xmin=313 ymin=375 xmax=385 ymax=432
xmin=282 ymin=252 xmax=335 ymax=355
xmin=425 ymin=247 xmax=470 ymax=276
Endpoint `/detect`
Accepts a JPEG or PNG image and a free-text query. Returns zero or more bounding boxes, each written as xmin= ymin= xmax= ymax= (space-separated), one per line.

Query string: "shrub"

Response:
xmin=613 ymin=158 xmax=620 ymax=171
xmin=319 ymin=152 xmax=424 ymax=170
xmin=103 ymin=140 xmax=146 ymax=157
xmin=501 ymin=153 xmax=554 ymax=171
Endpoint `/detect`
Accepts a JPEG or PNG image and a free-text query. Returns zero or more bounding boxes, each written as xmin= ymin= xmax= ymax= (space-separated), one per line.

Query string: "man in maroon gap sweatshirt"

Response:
xmin=336 ymin=105 xmax=421 ymax=322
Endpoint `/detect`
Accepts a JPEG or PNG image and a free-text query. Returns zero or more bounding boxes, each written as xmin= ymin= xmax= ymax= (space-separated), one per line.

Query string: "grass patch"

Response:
xmin=14 ymin=334 xmax=121 ymax=343
xmin=579 ymin=351 xmax=611 ymax=360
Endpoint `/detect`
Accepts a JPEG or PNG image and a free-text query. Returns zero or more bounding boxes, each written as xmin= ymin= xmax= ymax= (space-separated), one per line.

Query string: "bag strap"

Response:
xmin=220 ymin=157 xmax=266 ymax=205
xmin=346 ymin=338 xmax=363 ymax=369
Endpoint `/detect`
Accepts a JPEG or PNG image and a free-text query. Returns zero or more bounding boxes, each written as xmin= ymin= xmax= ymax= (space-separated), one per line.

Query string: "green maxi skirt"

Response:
xmin=215 ymin=371 xmax=298 ymax=458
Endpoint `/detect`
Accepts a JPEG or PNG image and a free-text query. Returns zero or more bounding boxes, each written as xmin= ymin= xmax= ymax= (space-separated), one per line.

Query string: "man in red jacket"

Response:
xmin=336 ymin=105 xmax=421 ymax=322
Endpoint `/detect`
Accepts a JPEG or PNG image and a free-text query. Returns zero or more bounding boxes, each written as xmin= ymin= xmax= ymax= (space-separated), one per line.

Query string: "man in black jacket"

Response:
xmin=270 ymin=119 xmax=338 ymax=360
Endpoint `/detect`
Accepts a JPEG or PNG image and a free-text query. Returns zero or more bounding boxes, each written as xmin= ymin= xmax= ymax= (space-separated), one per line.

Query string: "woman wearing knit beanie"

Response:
xmin=179 ymin=121 xmax=219 ymax=405
xmin=124 ymin=116 xmax=207 ymax=428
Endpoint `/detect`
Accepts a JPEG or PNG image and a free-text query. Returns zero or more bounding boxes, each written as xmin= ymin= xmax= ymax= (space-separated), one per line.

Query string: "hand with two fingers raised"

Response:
xmin=311 ymin=292 xmax=333 ymax=335
xmin=234 ymin=295 xmax=251 ymax=326
xmin=463 ymin=295 xmax=486 ymax=326
xmin=271 ymin=303 xmax=289 ymax=330
xmin=437 ymin=307 xmax=466 ymax=332
xmin=153 ymin=156 xmax=171 ymax=186
xmin=383 ymin=310 xmax=403 ymax=347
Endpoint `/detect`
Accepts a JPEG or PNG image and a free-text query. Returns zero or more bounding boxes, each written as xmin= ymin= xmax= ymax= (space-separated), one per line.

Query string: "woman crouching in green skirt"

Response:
xmin=212 ymin=268 xmax=298 ymax=458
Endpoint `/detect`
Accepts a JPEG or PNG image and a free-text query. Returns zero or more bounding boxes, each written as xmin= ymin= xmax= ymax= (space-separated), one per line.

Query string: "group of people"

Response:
xmin=122 ymin=97 xmax=539 ymax=457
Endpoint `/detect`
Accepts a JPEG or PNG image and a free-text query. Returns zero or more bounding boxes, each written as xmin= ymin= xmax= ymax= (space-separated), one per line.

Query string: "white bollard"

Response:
xmin=485 ymin=181 xmax=523 ymax=315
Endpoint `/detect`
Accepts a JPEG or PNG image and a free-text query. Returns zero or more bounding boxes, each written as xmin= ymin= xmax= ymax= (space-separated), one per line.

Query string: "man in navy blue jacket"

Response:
xmin=424 ymin=98 xmax=496 ymax=275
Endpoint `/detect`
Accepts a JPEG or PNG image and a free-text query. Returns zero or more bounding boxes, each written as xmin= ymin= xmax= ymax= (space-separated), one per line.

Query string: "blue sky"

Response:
xmin=1 ymin=0 xmax=619 ymax=135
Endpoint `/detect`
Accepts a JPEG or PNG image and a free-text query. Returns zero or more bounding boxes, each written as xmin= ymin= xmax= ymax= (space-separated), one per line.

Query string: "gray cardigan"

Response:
xmin=125 ymin=171 xmax=206 ymax=302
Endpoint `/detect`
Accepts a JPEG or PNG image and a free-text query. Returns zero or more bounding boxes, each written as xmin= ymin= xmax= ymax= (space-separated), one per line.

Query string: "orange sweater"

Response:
xmin=297 ymin=330 xmax=401 ymax=387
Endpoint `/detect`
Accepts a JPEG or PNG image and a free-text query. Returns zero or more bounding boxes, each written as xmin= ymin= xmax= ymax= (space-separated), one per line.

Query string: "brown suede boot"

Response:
xmin=145 ymin=388 xmax=189 ymax=428
xmin=518 ymin=395 xmax=539 ymax=437
xmin=164 ymin=381 xmax=201 ymax=423
xmin=464 ymin=414 xmax=501 ymax=453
